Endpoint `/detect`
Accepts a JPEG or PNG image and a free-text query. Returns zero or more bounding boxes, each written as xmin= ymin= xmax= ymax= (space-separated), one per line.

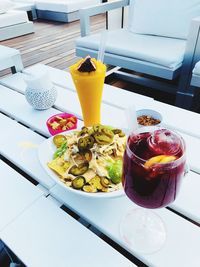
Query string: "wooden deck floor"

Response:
xmin=1 ymin=15 xmax=105 ymax=75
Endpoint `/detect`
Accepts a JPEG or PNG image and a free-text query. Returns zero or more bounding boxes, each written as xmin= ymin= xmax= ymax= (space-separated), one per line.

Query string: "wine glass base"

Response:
xmin=119 ymin=208 xmax=166 ymax=254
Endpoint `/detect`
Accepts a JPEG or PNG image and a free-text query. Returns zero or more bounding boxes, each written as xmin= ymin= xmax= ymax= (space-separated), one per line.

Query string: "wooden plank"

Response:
xmin=0 ymin=160 xmax=43 ymax=231
xmin=54 ymin=86 xmax=128 ymax=128
xmin=180 ymin=132 xmax=200 ymax=174
xmin=1 ymin=74 xmax=200 ymax=174
xmin=1 ymin=197 xmax=134 ymax=267
xmin=0 ymin=113 xmax=55 ymax=189
xmin=50 ymin=184 xmax=200 ymax=267
xmin=24 ymin=64 xmax=154 ymax=109
xmin=1 ymin=81 xmax=200 ymax=222
xmin=0 ymin=85 xmax=83 ymax=136
xmin=23 ymin=65 xmax=200 ymax=139
xmin=170 ymin=171 xmax=200 ymax=223
xmin=0 ymin=74 xmax=128 ymax=128
xmin=155 ymin=101 xmax=200 ymax=139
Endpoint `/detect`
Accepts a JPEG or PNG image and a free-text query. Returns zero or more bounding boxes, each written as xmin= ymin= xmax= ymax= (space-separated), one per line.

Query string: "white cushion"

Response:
xmin=0 ymin=45 xmax=20 ymax=60
xmin=193 ymin=61 xmax=200 ymax=75
xmin=129 ymin=0 xmax=200 ymax=39
xmin=36 ymin=0 xmax=100 ymax=13
xmin=13 ymin=3 xmax=35 ymax=12
xmin=0 ymin=0 xmax=14 ymax=14
xmin=0 ymin=10 xmax=28 ymax=28
xmin=76 ymin=29 xmax=186 ymax=69
xmin=12 ymin=0 xmax=35 ymax=2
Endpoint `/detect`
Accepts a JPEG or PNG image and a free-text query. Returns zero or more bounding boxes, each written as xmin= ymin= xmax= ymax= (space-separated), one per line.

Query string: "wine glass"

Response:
xmin=120 ymin=126 xmax=186 ymax=254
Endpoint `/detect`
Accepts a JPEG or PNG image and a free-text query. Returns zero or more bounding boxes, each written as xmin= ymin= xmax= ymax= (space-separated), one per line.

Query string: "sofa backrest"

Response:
xmin=128 ymin=0 xmax=200 ymax=39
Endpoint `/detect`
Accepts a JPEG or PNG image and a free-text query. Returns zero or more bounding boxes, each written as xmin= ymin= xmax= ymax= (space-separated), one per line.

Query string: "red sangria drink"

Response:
xmin=123 ymin=127 xmax=186 ymax=208
xmin=120 ymin=126 xmax=186 ymax=253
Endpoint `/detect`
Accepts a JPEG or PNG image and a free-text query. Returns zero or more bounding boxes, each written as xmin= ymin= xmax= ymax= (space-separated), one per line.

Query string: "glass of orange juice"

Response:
xmin=70 ymin=56 xmax=106 ymax=127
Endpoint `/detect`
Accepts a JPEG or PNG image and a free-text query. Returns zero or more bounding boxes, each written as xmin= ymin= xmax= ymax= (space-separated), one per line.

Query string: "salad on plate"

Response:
xmin=47 ymin=125 xmax=126 ymax=194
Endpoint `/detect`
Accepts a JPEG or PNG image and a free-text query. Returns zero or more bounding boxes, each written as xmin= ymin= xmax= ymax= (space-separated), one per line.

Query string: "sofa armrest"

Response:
xmin=187 ymin=16 xmax=200 ymax=46
xmin=177 ymin=16 xmax=200 ymax=95
xmin=80 ymin=0 xmax=129 ymax=37
xmin=184 ymin=16 xmax=200 ymax=65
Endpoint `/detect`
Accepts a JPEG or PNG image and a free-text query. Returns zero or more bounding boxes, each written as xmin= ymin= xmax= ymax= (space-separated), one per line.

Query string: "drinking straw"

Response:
xmin=125 ymin=105 xmax=138 ymax=134
xmin=97 ymin=30 xmax=107 ymax=63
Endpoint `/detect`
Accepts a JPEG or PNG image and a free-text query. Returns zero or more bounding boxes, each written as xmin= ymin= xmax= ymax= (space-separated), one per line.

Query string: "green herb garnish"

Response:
xmin=53 ymin=141 xmax=67 ymax=159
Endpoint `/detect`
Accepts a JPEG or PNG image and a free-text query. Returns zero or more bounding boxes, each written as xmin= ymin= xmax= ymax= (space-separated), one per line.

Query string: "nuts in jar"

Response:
xmin=137 ymin=115 xmax=161 ymax=126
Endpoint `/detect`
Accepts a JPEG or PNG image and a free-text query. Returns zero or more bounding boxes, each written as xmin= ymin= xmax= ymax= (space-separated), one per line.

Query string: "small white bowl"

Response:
xmin=136 ymin=109 xmax=163 ymax=127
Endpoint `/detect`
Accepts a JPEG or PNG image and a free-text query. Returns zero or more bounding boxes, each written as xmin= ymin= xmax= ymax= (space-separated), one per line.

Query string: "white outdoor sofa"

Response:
xmin=189 ymin=62 xmax=200 ymax=111
xmin=0 ymin=9 xmax=34 ymax=41
xmin=76 ymin=0 xmax=200 ymax=110
xmin=11 ymin=0 xmax=37 ymax=20
xmin=191 ymin=62 xmax=200 ymax=87
xmin=35 ymin=0 xmax=101 ymax=23
xmin=12 ymin=0 xmax=103 ymax=22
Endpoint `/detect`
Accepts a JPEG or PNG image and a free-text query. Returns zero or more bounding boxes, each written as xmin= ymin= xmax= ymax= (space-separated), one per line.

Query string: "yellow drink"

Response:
xmin=70 ymin=57 xmax=106 ymax=127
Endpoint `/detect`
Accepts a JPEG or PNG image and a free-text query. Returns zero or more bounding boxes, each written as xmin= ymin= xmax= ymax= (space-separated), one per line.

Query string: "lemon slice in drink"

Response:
xmin=144 ymin=155 xmax=177 ymax=168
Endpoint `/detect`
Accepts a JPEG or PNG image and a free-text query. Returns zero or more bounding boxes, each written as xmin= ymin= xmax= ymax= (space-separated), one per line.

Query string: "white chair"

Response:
xmin=0 ymin=45 xmax=24 ymax=73
xmin=76 ymin=0 xmax=200 ymax=110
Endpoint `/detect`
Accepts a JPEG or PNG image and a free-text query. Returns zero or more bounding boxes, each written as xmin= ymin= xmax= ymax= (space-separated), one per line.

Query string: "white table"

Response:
xmin=1 ymin=64 xmax=200 ymax=267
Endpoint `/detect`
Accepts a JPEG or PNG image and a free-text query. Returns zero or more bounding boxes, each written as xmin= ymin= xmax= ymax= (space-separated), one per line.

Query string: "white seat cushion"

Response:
xmin=13 ymin=3 xmax=35 ymax=11
xmin=11 ymin=0 xmax=36 ymax=3
xmin=193 ymin=61 xmax=200 ymax=75
xmin=35 ymin=0 xmax=100 ymax=13
xmin=129 ymin=0 xmax=200 ymax=39
xmin=0 ymin=45 xmax=20 ymax=60
xmin=76 ymin=29 xmax=186 ymax=69
xmin=0 ymin=10 xmax=28 ymax=28
xmin=0 ymin=0 xmax=14 ymax=14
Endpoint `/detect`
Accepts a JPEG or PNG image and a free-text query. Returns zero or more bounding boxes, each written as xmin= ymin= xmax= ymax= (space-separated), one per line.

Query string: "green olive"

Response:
xmin=118 ymin=132 xmax=125 ymax=137
xmin=100 ymin=177 xmax=110 ymax=188
xmin=112 ymin=129 xmax=122 ymax=134
xmin=72 ymin=176 xmax=86 ymax=189
xmin=93 ymin=127 xmax=114 ymax=145
xmin=78 ymin=136 xmax=94 ymax=151
xmin=94 ymin=133 xmax=113 ymax=145
xmin=69 ymin=162 xmax=89 ymax=176
xmin=78 ymin=126 xmax=89 ymax=137
xmin=112 ymin=129 xmax=125 ymax=137
xmin=101 ymin=128 xmax=114 ymax=139
xmin=89 ymin=176 xmax=103 ymax=190
xmin=53 ymin=135 xmax=67 ymax=148
xmin=83 ymin=185 xmax=97 ymax=193
xmin=92 ymin=124 xmax=103 ymax=133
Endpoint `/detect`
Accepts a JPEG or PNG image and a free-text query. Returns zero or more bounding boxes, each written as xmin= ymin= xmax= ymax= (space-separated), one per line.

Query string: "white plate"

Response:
xmin=38 ymin=129 xmax=125 ymax=198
